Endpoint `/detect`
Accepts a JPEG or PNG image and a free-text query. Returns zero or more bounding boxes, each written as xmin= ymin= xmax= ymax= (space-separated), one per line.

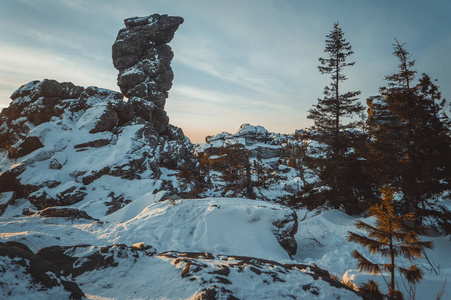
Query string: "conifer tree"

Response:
xmin=176 ymin=162 xmax=199 ymax=197
xmin=348 ymin=187 xmax=433 ymax=299
xmin=367 ymin=40 xmax=451 ymax=232
xmin=219 ymin=144 xmax=255 ymax=199
xmin=308 ymin=21 xmax=363 ymax=154
xmin=305 ymin=21 xmax=366 ymax=212
xmin=199 ymin=152 xmax=212 ymax=187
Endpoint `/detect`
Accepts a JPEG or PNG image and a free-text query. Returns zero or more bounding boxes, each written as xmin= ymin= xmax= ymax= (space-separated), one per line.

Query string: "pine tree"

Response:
xmin=305 ymin=21 xmax=365 ymax=212
xmin=219 ymin=144 xmax=255 ymax=199
xmin=176 ymin=162 xmax=199 ymax=197
xmin=367 ymin=40 xmax=451 ymax=232
xmin=198 ymin=152 xmax=212 ymax=187
xmin=348 ymin=187 xmax=433 ymax=299
xmin=308 ymin=21 xmax=363 ymax=154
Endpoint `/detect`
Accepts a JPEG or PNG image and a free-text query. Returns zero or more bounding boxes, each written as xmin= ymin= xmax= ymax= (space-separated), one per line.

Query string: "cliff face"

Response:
xmin=0 ymin=14 xmax=195 ymax=218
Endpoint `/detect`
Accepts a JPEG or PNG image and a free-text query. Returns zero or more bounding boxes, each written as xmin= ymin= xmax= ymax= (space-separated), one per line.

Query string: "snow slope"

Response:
xmin=0 ymin=196 xmax=359 ymax=299
xmin=295 ymin=209 xmax=451 ymax=299
xmin=1 ymin=195 xmax=449 ymax=299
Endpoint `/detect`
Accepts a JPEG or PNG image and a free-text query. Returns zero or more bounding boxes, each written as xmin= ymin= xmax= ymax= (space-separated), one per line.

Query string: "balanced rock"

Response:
xmin=112 ymin=14 xmax=184 ymax=109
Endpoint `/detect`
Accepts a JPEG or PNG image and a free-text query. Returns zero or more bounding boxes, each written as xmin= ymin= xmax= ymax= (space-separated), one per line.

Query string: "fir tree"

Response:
xmin=308 ymin=21 xmax=363 ymax=154
xmin=305 ymin=21 xmax=366 ymax=212
xmin=367 ymin=40 xmax=451 ymax=232
xmin=348 ymin=187 xmax=433 ymax=299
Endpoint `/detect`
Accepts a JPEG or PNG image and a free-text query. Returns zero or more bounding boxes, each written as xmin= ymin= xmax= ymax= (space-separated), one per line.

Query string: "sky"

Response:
xmin=0 ymin=0 xmax=450 ymax=143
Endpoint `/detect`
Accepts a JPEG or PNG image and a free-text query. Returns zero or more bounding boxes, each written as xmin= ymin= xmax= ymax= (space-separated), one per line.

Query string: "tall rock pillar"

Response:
xmin=112 ymin=14 xmax=183 ymax=109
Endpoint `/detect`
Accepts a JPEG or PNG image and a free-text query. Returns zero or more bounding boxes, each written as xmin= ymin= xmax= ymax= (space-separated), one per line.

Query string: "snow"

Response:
xmin=1 ymin=196 xmax=450 ymax=298
xmin=295 ymin=209 xmax=451 ymax=299
xmin=75 ymin=104 xmax=109 ymax=132
xmin=100 ymin=198 xmax=293 ymax=261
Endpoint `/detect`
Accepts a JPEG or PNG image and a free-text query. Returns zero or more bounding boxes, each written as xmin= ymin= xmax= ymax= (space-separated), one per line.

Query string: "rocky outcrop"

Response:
xmin=0 ymin=14 xmax=196 ymax=217
xmin=273 ymin=209 xmax=298 ymax=257
xmin=200 ymin=124 xmax=281 ymax=159
xmin=0 ymin=242 xmax=85 ymax=299
xmin=112 ymin=14 xmax=183 ymax=135
xmin=367 ymin=95 xmax=399 ymax=129
xmin=29 ymin=244 xmax=362 ymax=299
xmin=158 ymin=251 xmax=362 ymax=299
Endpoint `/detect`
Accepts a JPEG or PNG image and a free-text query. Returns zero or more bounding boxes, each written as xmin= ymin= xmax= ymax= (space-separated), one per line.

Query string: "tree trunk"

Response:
xmin=389 ymin=219 xmax=396 ymax=297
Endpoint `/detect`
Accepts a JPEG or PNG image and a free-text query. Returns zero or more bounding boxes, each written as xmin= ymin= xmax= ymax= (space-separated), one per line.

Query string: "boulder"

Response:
xmin=89 ymin=106 xmax=120 ymax=133
xmin=36 ymin=207 xmax=97 ymax=220
xmin=0 ymin=242 xmax=85 ymax=299
xmin=10 ymin=136 xmax=44 ymax=158
xmin=78 ymin=86 xmax=123 ymax=110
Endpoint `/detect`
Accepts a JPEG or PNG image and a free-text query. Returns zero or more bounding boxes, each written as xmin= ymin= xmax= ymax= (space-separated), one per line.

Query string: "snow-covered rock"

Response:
xmin=0 ymin=14 xmax=195 ymax=218
xmin=103 ymin=198 xmax=298 ymax=260
xmin=0 ymin=80 xmax=196 ymax=217
xmin=0 ymin=241 xmax=84 ymax=299
xmin=200 ymin=123 xmax=280 ymax=159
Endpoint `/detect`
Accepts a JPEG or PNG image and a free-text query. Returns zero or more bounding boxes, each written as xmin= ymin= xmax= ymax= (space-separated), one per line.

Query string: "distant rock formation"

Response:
xmin=366 ymin=95 xmax=399 ymax=129
xmin=199 ymin=124 xmax=282 ymax=160
xmin=0 ymin=14 xmax=196 ymax=217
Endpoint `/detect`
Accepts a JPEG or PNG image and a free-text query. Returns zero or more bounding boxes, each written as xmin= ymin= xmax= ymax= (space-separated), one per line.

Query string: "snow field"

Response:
xmin=295 ymin=209 xmax=451 ymax=299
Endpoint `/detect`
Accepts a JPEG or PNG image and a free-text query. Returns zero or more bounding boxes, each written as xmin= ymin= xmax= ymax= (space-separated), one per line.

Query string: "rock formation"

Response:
xmin=0 ymin=241 xmax=85 ymax=299
xmin=200 ymin=124 xmax=281 ymax=159
xmin=112 ymin=14 xmax=183 ymax=134
xmin=0 ymin=14 xmax=196 ymax=217
xmin=366 ymin=95 xmax=399 ymax=130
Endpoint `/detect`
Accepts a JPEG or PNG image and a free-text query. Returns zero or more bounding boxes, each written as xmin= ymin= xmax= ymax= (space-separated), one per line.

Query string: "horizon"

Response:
xmin=1 ymin=0 xmax=450 ymax=143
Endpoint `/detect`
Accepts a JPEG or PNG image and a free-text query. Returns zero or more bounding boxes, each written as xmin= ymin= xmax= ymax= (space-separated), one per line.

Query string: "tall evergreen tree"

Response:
xmin=348 ymin=187 xmax=433 ymax=299
xmin=308 ymin=21 xmax=363 ymax=154
xmin=305 ymin=21 xmax=366 ymax=212
xmin=367 ymin=40 xmax=451 ymax=232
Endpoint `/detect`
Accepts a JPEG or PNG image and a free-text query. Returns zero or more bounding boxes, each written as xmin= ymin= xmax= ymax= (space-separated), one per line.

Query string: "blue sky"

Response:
xmin=1 ymin=0 xmax=450 ymax=142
